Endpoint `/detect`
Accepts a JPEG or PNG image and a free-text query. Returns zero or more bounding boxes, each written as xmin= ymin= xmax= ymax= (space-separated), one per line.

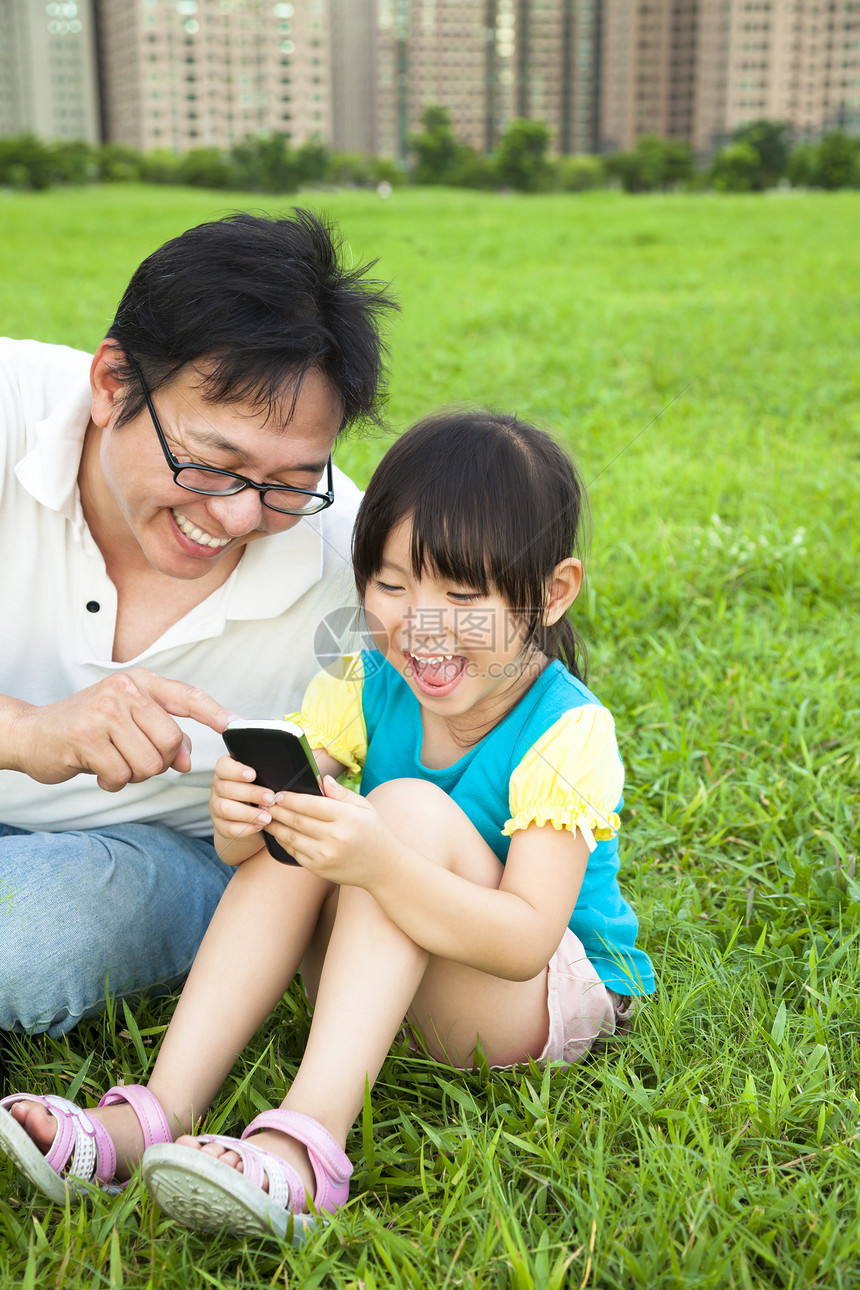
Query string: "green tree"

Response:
xmin=96 ymin=142 xmax=142 ymax=182
xmin=635 ymin=133 xmax=695 ymax=189
xmin=605 ymin=149 xmax=644 ymax=192
xmin=5 ymin=162 xmax=31 ymax=189
xmin=731 ymin=119 xmax=790 ymax=187
xmin=369 ymin=156 xmax=406 ymax=186
xmin=140 ymin=148 xmax=181 ymax=184
xmin=786 ymin=141 xmax=818 ymax=187
xmin=494 ymin=118 xmax=552 ymax=192
xmin=177 ymin=147 xmax=231 ymax=189
xmin=230 ymin=133 xmax=298 ymax=192
xmin=230 ymin=136 xmax=265 ymax=190
xmin=709 ymin=140 xmax=760 ymax=192
xmin=557 ymin=153 xmax=606 ymax=192
xmin=50 ymin=139 xmax=95 ymax=185
xmin=815 ymin=131 xmax=859 ymax=189
xmin=328 ymin=151 xmax=375 ymax=186
xmin=605 ymin=134 xmax=695 ymax=193
xmin=408 ymin=105 xmax=460 ymax=185
xmin=451 ymin=145 xmax=496 ymax=189
xmin=0 ymin=134 xmax=54 ymax=189
xmin=257 ymin=132 xmax=299 ymax=191
xmin=294 ymin=135 xmax=330 ymax=185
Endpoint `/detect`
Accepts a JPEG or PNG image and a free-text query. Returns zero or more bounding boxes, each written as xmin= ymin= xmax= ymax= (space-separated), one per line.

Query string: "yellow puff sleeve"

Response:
xmin=285 ymin=653 xmax=368 ymax=775
xmin=502 ymin=705 xmax=623 ymax=853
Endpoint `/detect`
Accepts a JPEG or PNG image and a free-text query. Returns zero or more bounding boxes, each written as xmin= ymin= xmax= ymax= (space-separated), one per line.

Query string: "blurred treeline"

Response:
xmin=3 ymin=110 xmax=859 ymax=194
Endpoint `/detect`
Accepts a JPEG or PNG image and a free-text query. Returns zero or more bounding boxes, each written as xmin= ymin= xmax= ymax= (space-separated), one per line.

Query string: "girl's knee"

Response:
xmin=366 ymin=777 xmax=446 ymax=801
xmin=366 ymin=779 xmax=464 ymax=841
xmin=367 ymin=779 xmax=500 ymax=884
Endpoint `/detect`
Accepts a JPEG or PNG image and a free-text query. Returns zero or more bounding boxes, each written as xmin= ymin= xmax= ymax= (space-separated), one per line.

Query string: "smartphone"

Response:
xmin=223 ymin=719 xmax=322 ymax=866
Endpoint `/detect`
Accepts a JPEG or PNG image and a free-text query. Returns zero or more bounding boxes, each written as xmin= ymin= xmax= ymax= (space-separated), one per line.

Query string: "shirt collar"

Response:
xmin=222 ymin=510 xmax=325 ymax=620
xmin=14 ymin=370 xmax=93 ymax=525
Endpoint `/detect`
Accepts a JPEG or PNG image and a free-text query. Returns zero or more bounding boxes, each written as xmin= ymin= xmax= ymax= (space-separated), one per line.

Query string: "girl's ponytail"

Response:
xmin=540 ymin=614 xmax=588 ymax=683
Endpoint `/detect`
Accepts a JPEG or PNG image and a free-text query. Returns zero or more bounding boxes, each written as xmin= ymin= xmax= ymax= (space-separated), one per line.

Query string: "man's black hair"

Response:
xmin=105 ymin=209 xmax=397 ymax=431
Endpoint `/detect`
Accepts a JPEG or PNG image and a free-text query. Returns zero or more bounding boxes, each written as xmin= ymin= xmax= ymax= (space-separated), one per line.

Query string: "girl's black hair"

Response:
xmin=352 ymin=410 xmax=589 ymax=680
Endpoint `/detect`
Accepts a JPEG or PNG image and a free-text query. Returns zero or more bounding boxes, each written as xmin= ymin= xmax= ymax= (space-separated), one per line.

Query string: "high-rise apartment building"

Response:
xmin=2 ymin=1 xmax=859 ymax=160
xmin=600 ymin=0 xmax=721 ymax=152
xmin=515 ymin=0 xmax=603 ymax=156
xmin=600 ymin=0 xmax=860 ymax=154
xmin=691 ymin=0 xmax=733 ymax=152
xmin=376 ymin=0 xmax=495 ymax=160
xmin=329 ymin=0 xmax=377 ymax=154
xmin=724 ymin=0 xmax=860 ymax=140
xmin=94 ymin=0 xmax=332 ymax=153
xmin=0 ymin=0 xmax=100 ymax=141
xmin=376 ymin=0 xmax=602 ymax=163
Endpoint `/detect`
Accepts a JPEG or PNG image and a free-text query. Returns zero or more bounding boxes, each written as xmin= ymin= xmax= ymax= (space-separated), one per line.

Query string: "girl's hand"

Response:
xmin=209 ymin=753 xmax=276 ymax=865
xmin=266 ymin=777 xmax=398 ymax=887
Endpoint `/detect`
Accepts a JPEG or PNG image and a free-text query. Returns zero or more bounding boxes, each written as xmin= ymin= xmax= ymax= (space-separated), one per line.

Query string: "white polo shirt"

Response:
xmin=0 ymin=338 xmax=361 ymax=836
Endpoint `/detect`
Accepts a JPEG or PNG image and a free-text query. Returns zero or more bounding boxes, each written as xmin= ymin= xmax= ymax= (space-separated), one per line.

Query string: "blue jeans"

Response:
xmin=0 ymin=822 xmax=234 ymax=1036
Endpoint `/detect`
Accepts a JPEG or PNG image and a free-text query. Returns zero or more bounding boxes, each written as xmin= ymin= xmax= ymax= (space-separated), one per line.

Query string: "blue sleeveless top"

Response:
xmin=341 ymin=651 xmax=655 ymax=996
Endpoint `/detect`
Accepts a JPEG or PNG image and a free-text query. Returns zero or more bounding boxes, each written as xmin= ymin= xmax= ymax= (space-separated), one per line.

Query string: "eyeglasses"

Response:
xmin=129 ymin=357 xmax=335 ymax=517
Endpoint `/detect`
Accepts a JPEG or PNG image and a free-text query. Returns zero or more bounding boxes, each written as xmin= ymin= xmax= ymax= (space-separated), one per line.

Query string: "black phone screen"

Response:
xmin=223 ymin=723 xmax=321 ymax=865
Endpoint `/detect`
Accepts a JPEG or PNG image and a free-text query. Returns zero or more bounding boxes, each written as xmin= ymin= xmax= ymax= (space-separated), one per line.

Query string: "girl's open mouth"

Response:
xmin=406 ymin=653 xmax=468 ymax=697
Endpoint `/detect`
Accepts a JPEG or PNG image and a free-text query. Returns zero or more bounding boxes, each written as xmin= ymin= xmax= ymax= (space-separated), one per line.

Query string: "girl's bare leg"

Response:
xmin=10 ymin=850 xmax=333 ymax=1179
xmin=189 ymin=780 xmax=554 ymax=1195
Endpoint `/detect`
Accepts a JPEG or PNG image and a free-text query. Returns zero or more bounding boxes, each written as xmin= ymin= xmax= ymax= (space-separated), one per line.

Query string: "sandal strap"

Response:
xmin=0 ymin=1093 xmax=116 ymax=1185
xmin=0 ymin=1083 xmax=173 ymax=1189
xmin=190 ymin=1132 xmax=306 ymax=1213
xmin=98 ymin=1084 xmax=173 ymax=1152
xmin=243 ymin=1110 xmax=352 ymax=1214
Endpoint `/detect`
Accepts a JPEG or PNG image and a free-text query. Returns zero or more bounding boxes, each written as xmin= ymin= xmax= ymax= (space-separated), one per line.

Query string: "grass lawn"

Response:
xmin=0 ymin=184 xmax=858 ymax=1289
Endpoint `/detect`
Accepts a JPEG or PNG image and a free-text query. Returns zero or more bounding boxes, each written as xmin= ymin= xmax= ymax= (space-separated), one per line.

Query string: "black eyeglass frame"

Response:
xmin=127 ymin=356 xmax=335 ymax=517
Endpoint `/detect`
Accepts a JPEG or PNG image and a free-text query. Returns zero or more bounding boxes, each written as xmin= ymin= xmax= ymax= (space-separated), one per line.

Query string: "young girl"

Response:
xmin=0 ymin=411 xmax=654 ymax=1240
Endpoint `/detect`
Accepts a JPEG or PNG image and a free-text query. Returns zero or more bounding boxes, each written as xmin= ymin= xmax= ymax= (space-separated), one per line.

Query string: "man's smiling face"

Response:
xmin=88 ymin=352 xmax=343 ymax=581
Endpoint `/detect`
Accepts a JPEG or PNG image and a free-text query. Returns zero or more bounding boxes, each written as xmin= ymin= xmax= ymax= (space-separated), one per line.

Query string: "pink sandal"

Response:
xmin=141 ymin=1109 xmax=353 ymax=1242
xmin=0 ymin=1084 xmax=172 ymax=1204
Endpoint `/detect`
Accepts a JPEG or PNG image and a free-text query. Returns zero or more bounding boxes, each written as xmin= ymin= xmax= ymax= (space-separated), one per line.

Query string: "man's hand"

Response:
xmin=2 ymin=669 xmax=237 ymax=792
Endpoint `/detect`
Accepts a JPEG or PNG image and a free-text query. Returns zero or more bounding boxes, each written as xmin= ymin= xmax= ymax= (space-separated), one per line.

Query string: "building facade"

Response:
xmin=2 ymin=0 xmax=859 ymax=159
xmin=330 ymin=0 xmax=377 ymax=154
xmin=724 ymin=0 xmax=860 ymax=141
xmin=94 ymin=0 xmax=332 ymax=153
xmin=0 ymin=0 xmax=100 ymax=141
xmin=375 ymin=0 xmax=496 ymax=161
xmin=513 ymin=0 xmax=603 ymax=156
xmin=375 ymin=0 xmax=602 ymax=163
xmin=599 ymin=0 xmax=860 ymax=155
xmin=600 ymin=0 xmax=728 ymax=153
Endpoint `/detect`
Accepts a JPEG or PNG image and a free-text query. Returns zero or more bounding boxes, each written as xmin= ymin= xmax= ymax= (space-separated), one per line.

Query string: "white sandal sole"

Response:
xmin=142 ymin=1144 xmax=316 ymax=1243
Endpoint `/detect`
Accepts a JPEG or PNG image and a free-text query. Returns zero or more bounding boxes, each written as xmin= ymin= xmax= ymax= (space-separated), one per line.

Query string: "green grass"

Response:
xmin=1 ymin=184 xmax=858 ymax=1288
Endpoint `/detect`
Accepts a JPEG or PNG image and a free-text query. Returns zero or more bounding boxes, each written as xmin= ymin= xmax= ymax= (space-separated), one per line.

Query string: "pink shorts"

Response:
xmin=535 ymin=926 xmax=635 ymax=1068
xmin=404 ymin=927 xmax=636 ymax=1071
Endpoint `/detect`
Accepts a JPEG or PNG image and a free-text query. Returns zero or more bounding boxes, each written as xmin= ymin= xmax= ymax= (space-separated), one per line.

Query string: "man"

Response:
xmin=0 ymin=209 xmax=395 ymax=1036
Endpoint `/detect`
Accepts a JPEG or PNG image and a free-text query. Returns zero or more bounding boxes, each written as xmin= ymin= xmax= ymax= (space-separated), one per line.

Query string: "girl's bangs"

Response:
xmin=405 ymin=443 xmax=542 ymax=603
xmin=353 ymin=410 xmax=576 ymax=612
xmin=407 ymin=489 xmax=494 ymax=593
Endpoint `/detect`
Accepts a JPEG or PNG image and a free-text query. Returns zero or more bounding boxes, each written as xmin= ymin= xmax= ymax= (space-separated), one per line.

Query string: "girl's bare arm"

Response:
xmin=366 ymin=823 xmax=589 ymax=981
xmin=266 ymin=779 xmax=589 ymax=980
